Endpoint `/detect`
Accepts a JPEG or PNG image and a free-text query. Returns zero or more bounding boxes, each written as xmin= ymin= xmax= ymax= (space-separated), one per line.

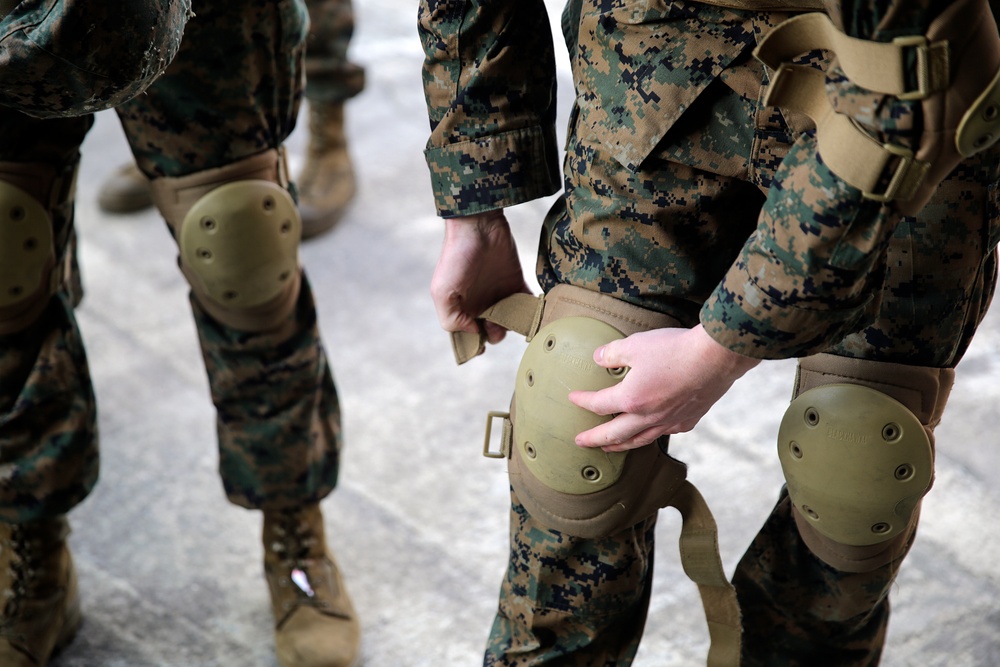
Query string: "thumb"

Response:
xmin=593 ymin=338 xmax=629 ymax=370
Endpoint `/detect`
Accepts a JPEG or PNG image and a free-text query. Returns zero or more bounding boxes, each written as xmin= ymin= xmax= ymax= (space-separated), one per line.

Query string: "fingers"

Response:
xmin=567 ymin=387 xmax=621 ymax=417
xmin=483 ymin=320 xmax=509 ymax=344
xmin=431 ymin=289 xmax=479 ymax=335
xmin=573 ymin=412 xmax=667 ymax=451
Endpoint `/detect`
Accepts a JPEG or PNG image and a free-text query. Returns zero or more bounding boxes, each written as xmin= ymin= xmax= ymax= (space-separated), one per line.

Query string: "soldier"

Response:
xmin=96 ymin=0 xmax=365 ymax=240
xmin=0 ymin=1 xmax=360 ymax=666
xmin=419 ymin=0 xmax=1000 ymax=665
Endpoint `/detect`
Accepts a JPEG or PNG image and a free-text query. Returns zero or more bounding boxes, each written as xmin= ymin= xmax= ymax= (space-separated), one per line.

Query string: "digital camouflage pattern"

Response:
xmin=486 ymin=491 xmax=656 ymax=665
xmin=0 ymin=0 xmax=344 ymax=522
xmin=733 ymin=489 xmax=899 ymax=667
xmin=0 ymin=0 xmax=190 ymax=119
xmin=192 ymin=277 xmax=342 ymax=511
xmin=304 ymin=0 xmax=366 ymax=104
xmin=419 ymin=0 xmax=999 ymax=664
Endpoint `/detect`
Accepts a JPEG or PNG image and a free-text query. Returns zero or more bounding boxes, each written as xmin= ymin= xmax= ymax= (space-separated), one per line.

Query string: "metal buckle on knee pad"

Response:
xmin=0 ymin=180 xmax=56 ymax=334
xmin=778 ymin=383 xmax=933 ymax=549
xmin=179 ymin=180 xmax=301 ymax=330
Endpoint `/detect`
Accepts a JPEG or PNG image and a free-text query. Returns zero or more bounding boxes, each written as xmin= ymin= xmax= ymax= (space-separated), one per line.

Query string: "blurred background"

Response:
xmin=50 ymin=0 xmax=1000 ymax=664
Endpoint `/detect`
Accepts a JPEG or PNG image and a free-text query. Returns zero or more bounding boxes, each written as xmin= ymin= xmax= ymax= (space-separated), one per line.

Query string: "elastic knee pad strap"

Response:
xmin=0 ymin=180 xmax=55 ymax=330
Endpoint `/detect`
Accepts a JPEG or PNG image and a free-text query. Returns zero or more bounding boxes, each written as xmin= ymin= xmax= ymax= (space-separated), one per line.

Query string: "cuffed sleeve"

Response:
xmin=418 ymin=0 xmax=561 ymax=217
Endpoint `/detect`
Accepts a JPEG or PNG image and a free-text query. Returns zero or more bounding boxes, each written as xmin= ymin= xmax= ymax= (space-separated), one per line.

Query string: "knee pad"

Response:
xmin=486 ymin=284 xmax=689 ymax=539
xmin=474 ymin=285 xmax=743 ymax=665
xmin=0 ymin=162 xmax=77 ymax=335
xmin=778 ymin=354 xmax=954 ymax=572
xmin=151 ymin=149 xmax=302 ymax=332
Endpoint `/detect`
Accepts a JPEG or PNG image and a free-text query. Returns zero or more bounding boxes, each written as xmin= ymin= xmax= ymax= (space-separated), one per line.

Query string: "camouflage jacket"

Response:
xmin=418 ymin=0 xmax=984 ymax=359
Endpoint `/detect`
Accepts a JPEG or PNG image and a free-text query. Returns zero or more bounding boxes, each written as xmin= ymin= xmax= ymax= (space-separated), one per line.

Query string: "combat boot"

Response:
xmin=296 ymin=101 xmax=357 ymax=239
xmin=97 ymin=163 xmax=153 ymax=214
xmin=0 ymin=517 xmax=81 ymax=666
xmin=263 ymin=504 xmax=360 ymax=667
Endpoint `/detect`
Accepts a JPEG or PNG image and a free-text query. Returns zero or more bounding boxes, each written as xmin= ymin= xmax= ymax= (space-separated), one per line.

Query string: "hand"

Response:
xmin=430 ymin=210 xmax=530 ymax=345
xmin=568 ymin=325 xmax=760 ymax=452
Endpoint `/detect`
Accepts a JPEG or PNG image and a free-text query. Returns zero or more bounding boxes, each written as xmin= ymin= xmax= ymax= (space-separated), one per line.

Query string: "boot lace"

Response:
xmin=0 ymin=526 xmax=41 ymax=641
xmin=269 ymin=519 xmax=331 ymax=614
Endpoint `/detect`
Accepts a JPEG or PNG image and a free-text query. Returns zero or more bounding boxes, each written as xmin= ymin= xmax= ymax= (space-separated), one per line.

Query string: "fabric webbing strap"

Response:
xmin=451 ymin=292 xmax=544 ymax=364
xmin=456 ymin=288 xmax=742 ymax=665
xmin=763 ymin=64 xmax=930 ymax=202
xmin=672 ymin=481 xmax=742 ymax=667
xmin=756 ymin=13 xmax=949 ymax=101
xmin=753 ymin=12 xmax=951 ymax=203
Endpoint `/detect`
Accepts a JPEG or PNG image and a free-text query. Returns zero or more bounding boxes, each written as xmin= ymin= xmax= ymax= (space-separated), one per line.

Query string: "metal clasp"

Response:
xmin=861 ymin=141 xmax=929 ymax=203
xmin=483 ymin=411 xmax=512 ymax=459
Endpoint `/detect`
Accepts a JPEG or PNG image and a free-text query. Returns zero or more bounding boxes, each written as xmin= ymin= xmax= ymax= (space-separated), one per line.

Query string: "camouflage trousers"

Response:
xmin=304 ymin=0 xmax=366 ymax=104
xmin=0 ymin=0 xmax=344 ymax=523
xmin=488 ymin=8 xmax=1000 ymax=667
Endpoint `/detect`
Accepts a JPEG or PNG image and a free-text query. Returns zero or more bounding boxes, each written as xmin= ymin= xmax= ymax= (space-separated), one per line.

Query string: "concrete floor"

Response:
xmin=43 ymin=0 xmax=1000 ymax=665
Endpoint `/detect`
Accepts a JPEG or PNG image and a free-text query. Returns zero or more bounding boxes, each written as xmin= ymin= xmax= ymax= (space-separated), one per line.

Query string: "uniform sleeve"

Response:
xmin=700 ymin=139 xmax=895 ymax=359
xmin=699 ymin=1 xmax=945 ymax=360
xmin=418 ymin=0 xmax=562 ymax=218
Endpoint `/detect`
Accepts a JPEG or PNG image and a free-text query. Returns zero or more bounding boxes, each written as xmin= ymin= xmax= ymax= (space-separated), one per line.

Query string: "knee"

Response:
xmin=150 ymin=149 xmax=302 ymax=332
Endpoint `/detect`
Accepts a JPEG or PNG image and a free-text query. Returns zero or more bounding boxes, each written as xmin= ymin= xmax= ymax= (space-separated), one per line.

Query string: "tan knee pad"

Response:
xmin=150 ymin=149 xmax=302 ymax=332
xmin=779 ymin=354 xmax=954 ymax=572
xmin=0 ymin=162 xmax=77 ymax=334
xmin=494 ymin=284 xmax=689 ymax=539
xmin=473 ymin=285 xmax=743 ymax=664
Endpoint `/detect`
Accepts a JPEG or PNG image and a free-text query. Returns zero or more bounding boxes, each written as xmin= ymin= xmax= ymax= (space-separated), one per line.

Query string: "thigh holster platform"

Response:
xmin=150 ymin=149 xmax=302 ymax=332
xmin=780 ymin=354 xmax=954 ymax=572
xmin=755 ymin=0 xmax=1000 ymax=215
xmin=466 ymin=284 xmax=743 ymax=666
xmin=0 ymin=162 xmax=77 ymax=334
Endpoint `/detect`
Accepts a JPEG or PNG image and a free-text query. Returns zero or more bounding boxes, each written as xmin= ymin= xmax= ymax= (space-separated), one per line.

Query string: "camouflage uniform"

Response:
xmin=0 ymin=0 xmax=343 ymax=521
xmin=419 ymin=0 xmax=999 ymax=665
xmin=304 ymin=0 xmax=366 ymax=105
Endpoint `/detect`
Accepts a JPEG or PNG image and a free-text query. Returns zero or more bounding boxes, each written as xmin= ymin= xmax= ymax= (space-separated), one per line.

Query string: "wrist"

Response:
xmin=694 ymin=324 xmax=760 ymax=378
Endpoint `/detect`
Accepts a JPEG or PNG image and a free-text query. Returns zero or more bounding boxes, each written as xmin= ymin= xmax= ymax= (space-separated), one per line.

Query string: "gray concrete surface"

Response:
xmin=45 ymin=0 xmax=1000 ymax=665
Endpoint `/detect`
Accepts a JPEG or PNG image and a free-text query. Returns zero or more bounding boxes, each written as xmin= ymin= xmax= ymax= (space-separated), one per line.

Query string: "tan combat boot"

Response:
xmin=296 ymin=101 xmax=357 ymax=239
xmin=264 ymin=504 xmax=360 ymax=667
xmin=97 ymin=163 xmax=153 ymax=214
xmin=0 ymin=517 xmax=82 ymax=666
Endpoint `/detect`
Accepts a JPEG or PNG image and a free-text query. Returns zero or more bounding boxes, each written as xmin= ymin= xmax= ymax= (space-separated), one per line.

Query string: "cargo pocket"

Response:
xmin=573 ymin=0 xmax=754 ymax=172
